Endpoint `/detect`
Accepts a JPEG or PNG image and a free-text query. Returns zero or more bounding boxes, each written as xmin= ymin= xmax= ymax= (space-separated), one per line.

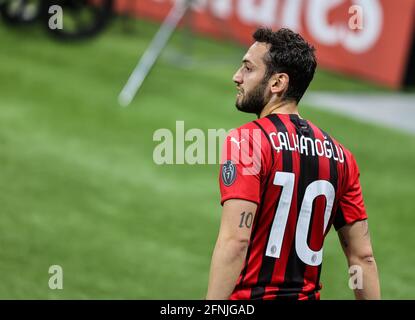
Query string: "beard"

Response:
xmin=235 ymin=78 xmax=269 ymax=116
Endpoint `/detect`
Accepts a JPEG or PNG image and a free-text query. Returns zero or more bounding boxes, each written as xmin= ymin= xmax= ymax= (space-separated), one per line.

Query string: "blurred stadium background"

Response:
xmin=0 ymin=0 xmax=414 ymax=299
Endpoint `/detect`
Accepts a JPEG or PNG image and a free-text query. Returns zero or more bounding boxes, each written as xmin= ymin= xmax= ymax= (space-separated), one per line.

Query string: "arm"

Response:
xmin=206 ymin=199 xmax=257 ymax=300
xmin=337 ymin=220 xmax=381 ymax=300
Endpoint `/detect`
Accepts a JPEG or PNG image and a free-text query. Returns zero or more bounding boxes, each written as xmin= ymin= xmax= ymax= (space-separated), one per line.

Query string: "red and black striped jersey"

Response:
xmin=219 ymin=113 xmax=367 ymax=300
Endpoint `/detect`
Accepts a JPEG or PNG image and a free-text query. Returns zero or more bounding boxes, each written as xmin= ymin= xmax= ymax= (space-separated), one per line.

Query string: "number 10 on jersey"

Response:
xmin=265 ymin=172 xmax=335 ymax=266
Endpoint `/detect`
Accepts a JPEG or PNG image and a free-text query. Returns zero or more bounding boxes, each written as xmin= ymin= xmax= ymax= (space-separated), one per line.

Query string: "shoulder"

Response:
xmin=308 ymin=121 xmax=356 ymax=162
xmin=231 ymin=117 xmax=280 ymax=141
xmin=227 ymin=119 xmax=272 ymax=152
xmin=311 ymin=123 xmax=361 ymax=178
xmin=325 ymin=133 xmax=356 ymax=167
xmin=221 ymin=119 xmax=272 ymax=171
xmin=233 ymin=119 xmax=265 ymax=132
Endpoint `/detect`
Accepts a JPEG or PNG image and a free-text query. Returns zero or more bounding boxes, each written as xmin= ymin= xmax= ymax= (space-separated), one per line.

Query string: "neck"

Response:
xmin=259 ymin=99 xmax=300 ymax=118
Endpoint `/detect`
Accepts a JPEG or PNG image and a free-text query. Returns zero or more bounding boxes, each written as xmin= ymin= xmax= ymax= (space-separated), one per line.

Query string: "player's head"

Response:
xmin=233 ymin=27 xmax=317 ymax=115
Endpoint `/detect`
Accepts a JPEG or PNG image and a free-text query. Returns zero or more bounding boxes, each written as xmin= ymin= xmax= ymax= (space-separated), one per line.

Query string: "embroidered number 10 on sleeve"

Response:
xmin=265 ymin=172 xmax=335 ymax=266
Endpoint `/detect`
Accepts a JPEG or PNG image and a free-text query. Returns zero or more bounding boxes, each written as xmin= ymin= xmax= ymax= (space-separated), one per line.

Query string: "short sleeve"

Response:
xmin=333 ymin=152 xmax=368 ymax=230
xmin=219 ymin=124 xmax=264 ymax=206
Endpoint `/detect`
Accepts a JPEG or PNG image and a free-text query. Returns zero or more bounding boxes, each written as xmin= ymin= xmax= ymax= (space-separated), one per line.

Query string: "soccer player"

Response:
xmin=206 ymin=28 xmax=380 ymax=300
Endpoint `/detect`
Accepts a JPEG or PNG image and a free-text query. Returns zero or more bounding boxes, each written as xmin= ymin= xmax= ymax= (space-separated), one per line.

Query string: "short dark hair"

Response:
xmin=253 ymin=27 xmax=317 ymax=104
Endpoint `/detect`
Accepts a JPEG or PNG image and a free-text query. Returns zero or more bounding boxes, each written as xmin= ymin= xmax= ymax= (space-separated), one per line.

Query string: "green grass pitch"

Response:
xmin=0 ymin=18 xmax=414 ymax=299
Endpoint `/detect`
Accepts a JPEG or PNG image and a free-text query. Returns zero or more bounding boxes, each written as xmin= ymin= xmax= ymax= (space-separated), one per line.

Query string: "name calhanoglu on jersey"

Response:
xmin=269 ymin=131 xmax=345 ymax=163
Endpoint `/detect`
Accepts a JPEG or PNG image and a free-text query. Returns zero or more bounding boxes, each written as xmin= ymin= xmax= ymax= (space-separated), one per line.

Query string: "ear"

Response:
xmin=270 ymin=73 xmax=289 ymax=95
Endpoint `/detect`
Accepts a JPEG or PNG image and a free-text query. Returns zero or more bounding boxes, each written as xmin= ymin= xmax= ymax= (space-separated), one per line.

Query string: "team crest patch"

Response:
xmin=222 ymin=160 xmax=237 ymax=186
